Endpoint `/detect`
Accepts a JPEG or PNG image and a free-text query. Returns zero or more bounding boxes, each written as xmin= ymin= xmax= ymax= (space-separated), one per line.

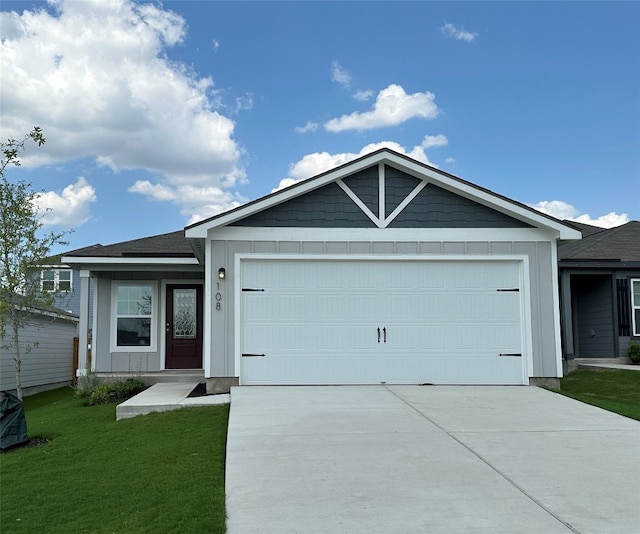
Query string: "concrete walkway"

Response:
xmin=116 ymin=382 xmax=229 ymax=420
xmin=225 ymin=386 xmax=640 ymax=534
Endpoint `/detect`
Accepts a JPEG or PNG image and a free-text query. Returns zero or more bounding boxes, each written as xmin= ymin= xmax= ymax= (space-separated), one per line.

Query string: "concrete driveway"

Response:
xmin=225 ymin=386 xmax=640 ymax=533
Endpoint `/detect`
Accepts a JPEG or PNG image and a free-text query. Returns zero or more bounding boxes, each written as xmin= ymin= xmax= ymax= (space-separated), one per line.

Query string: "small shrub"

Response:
xmin=113 ymin=378 xmax=147 ymax=400
xmin=628 ymin=341 xmax=640 ymax=364
xmin=89 ymin=383 xmax=116 ymax=405
xmin=75 ymin=375 xmax=148 ymax=405
xmin=74 ymin=371 xmax=101 ymax=398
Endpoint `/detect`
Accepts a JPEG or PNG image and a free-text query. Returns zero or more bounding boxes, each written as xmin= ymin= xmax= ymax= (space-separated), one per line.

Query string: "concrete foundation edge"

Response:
xmin=206 ymin=377 xmax=239 ymax=394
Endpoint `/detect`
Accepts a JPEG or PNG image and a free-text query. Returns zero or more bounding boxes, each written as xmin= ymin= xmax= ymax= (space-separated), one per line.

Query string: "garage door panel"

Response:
xmin=240 ymin=259 xmax=525 ymax=385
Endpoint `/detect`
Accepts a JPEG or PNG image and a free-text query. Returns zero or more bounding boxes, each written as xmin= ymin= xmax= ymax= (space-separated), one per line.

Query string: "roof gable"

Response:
xmin=185 ymin=148 xmax=579 ymax=239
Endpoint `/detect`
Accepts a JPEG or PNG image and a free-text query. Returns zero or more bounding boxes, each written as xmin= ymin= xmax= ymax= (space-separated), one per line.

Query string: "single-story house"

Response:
xmin=0 ymin=298 xmax=79 ymax=396
xmin=558 ymin=220 xmax=640 ymax=368
xmin=62 ymin=149 xmax=581 ymax=391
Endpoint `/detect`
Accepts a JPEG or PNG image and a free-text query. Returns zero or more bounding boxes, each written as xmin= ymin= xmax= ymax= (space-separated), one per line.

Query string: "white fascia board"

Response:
xmin=207 ymin=226 xmax=557 ymax=242
xmin=61 ymin=256 xmax=199 ymax=266
xmin=380 ymin=153 xmax=581 ymax=240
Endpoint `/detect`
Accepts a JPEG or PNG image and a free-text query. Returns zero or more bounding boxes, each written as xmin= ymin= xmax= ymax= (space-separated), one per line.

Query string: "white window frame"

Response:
xmin=41 ymin=268 xmax=73 ymax=292
xmin=632 ymin=279 xmax=640 ymax=337
xmin=110 ymin=281 xmax=158 ymax=352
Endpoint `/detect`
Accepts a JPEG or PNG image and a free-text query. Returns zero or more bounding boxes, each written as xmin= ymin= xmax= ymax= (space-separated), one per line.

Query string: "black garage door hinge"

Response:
xmin=499 ymin=353 xmax=522 ymax=357
xmin=497 ymin=288 xmax=519 ymax=292
xmin=242 ymin=288 xmax=265 ymax=292
xmin=242 ymin=353 xmax=266 ymax=357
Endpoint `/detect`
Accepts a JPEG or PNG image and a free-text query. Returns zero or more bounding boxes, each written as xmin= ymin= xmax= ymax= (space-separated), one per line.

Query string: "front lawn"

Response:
xmin=1 ymin=387 xmax=229 ymax=533
xmin=554 ymin=368 xmax=640 ymax=421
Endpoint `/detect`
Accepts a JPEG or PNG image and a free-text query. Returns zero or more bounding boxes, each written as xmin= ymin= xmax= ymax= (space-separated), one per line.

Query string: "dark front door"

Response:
xmin=166 ymin=284 xmax=203 ymax=369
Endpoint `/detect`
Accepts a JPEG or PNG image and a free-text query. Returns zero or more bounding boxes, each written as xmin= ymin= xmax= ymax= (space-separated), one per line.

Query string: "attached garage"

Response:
xmin=182 ymin=148 xmax=580 ymax=391
xmin=238 ymin=257 xmax=529 ymax=385
xmin=63 ymin=148 xmax=581 ymax=388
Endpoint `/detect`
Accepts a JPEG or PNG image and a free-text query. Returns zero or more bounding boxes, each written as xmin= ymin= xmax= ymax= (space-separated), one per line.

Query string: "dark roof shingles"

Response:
xmin=558 ymin=221 xmax=640 ymax=262
xmin=64 ymin=230 xmax=193 ymax=258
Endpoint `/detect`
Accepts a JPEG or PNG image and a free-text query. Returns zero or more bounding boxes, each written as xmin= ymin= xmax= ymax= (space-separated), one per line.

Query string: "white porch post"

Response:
xmin=76 ymin=270 xmax=91 ymax=377
xmin=203 ymin=238 xmax=212 ymax=378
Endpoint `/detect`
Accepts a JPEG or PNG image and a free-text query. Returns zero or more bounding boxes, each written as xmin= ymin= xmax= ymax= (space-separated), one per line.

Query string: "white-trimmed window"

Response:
xmin=632 ymin=279 xmax=640 ymax=337
xmin=41 ymin=268 xmax=72 ymax=291
xmin=111 ymin=282 xmax=157 ymax=351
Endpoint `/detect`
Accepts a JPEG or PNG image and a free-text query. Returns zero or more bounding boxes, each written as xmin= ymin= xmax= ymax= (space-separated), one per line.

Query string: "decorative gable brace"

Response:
xmin=336 ymin=163 xmax=428 ymax=229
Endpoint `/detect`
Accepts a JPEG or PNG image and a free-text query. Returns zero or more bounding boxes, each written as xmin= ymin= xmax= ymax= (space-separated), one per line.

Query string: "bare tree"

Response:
xmin=0 ymin=128 xmax=69 ymax=400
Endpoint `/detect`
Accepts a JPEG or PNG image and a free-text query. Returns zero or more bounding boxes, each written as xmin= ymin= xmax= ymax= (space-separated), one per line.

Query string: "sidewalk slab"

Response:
xmin=116 ymin=382 xmax=229 ymax=420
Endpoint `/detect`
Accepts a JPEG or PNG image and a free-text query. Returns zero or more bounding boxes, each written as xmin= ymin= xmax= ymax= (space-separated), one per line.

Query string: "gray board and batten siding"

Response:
xmin=209 ymin=164 xmax=559 ymax=381
xmin=91 ymin=270 xmax=204 ymax=373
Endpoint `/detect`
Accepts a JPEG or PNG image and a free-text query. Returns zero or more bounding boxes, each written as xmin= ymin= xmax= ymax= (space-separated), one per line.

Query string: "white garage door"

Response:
xmin=240 ymin=259 xmax=526 ymax=385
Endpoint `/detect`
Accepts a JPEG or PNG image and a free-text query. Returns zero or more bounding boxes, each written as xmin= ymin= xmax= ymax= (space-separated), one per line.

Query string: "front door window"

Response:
xmin=173 ymin=288 xmax=197 ymax=339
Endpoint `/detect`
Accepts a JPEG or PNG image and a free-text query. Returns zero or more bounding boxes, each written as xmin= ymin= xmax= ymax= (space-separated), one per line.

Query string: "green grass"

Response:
xmin=1 ymin=387 xmax=229 ymax=533
xmin=553 ymin=368 xmax=640 ymax=421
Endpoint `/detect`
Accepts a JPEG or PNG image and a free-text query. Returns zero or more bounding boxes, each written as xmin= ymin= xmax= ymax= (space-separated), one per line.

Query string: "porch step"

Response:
xmin=116 ymin=382 xmax=229 ymax=421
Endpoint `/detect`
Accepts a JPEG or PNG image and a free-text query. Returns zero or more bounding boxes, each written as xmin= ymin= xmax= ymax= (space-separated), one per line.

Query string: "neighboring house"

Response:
xmin=40 ymin=263 xmax=94 ymax=326
xmin=0 ymin=297 xmax=79 ymax=395
xmin=62 ymin=149 xmax=580 ymax=391
xmin=558 ymin=220 xmax=640 ymax=368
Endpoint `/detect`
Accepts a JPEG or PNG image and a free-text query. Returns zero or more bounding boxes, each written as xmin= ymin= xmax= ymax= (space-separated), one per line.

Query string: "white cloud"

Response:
xmin=440 ymin=23 xmax=478 ymax=42
xmin=331 ymin=61 xmax=351 ymax=88
xmin=0 ymin=0 xmax=245 ymax=205
xmin=295 ymin=121 xmax=319 ymax=134
xmin=353 ymin=89 xmax=373 ymax=101
xmin=212 ymin=39 xmax=220 ymax=51
xmin=445 ymin=157 xmax=456 ymax=164
xmin=129 ymin=181 xmax=247 ymax=224
xmin=529 ymin=200 xmax=629 ymax=228
xmin=421 ymin=134 xmax=448 ymax=149
xmin=128 ymin=180 xmax=177 ymax=201
xmin=35 ymin=177 xmax=96 ymax=227
xmin=271 ymin=178 xmax=300 ymax=193
xmin=272 ymin=140 xmax=441 ymax=191
xmin=324 ymin=84 xmax=439 ymax=132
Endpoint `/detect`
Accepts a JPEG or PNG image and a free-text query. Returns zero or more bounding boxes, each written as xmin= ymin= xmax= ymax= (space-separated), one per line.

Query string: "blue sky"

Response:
xmin=1 ymin=0 xmax=639 ymax=254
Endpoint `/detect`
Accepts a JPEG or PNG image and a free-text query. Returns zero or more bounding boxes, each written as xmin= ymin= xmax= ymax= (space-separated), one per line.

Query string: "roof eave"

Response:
xmin=61 ymin=255 xmax=200 ymax=266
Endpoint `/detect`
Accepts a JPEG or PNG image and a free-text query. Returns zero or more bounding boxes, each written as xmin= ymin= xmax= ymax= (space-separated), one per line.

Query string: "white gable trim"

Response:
xmin=185 ymin=149 xmax=581 ymax=240
xmin=208 ymin=226 xmax=557 ymax=242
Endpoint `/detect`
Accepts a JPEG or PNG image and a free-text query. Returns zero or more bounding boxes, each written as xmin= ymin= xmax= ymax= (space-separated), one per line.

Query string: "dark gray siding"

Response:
xmin=573 ymin=275 xmax=615 ymax=358
xmin=342 ymin=166 xmax=379 ymax=215
xmin=389 ymin=183 xmax=533 ymax=228
xmin=384 ymin=166 xmax=422 ymax=217
xmin=231 ymin=164 xmax=533 ymax=229
xmin=231 ymin=182 xmax=375 ymax=228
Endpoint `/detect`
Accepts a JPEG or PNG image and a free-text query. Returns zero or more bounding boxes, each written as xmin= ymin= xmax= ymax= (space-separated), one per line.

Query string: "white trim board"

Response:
xmin=209 ymin=226 xmax=558 ymax=242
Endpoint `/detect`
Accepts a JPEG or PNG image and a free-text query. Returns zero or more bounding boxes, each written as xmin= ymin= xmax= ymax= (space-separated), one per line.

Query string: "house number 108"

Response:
xmin=215 ymin=282 xmax=222 ymax=311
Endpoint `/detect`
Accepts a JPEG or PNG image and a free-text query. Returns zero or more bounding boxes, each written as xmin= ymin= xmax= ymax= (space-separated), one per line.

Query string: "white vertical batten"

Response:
xmin=203 ymin=234 xmax=212 ymax=378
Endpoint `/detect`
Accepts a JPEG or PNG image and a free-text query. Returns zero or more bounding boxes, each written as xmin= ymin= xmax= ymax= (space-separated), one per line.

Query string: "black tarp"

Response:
xmin=0 ymin=391 xmax=28 ymax=450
